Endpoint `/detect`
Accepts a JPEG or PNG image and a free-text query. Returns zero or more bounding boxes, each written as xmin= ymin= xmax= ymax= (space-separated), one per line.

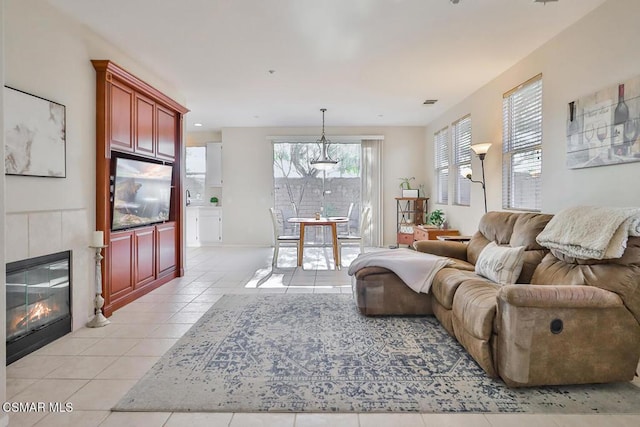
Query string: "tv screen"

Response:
xmin=112 ymin=157 xmax=173 ymax=231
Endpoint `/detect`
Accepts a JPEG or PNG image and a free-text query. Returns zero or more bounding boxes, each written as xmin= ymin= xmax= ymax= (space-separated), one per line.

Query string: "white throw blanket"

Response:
xmin=536 ymin=206 xmax=640 ymax=260
xmin=347 ymin=249 xmax=453 ymax=294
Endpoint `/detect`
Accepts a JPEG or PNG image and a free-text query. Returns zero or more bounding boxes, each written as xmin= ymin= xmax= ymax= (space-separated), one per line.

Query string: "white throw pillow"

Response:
xmin=475 ymin=242 xmax=525 ymax=284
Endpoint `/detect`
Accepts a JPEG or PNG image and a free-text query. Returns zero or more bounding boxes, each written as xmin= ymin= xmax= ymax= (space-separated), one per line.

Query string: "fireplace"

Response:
xmin=6 ymin=251 xmax=72 ymax=365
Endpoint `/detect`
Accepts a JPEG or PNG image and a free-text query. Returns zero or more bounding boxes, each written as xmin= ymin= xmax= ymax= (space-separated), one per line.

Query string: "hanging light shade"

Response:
xmin=310 ymin=108 xmax=338 ymax=170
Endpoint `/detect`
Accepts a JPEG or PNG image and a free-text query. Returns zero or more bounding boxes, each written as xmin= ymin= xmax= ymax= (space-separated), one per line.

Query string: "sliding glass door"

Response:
xmin=273 ymin=142 xmax=361 ymax=243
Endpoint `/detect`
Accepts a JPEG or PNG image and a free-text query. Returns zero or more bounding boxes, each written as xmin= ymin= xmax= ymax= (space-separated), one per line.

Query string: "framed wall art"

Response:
xmin=4 ymin=86 xmax=66 ymax=177
xmin=566 ymin=75 xmax=640 ymax=169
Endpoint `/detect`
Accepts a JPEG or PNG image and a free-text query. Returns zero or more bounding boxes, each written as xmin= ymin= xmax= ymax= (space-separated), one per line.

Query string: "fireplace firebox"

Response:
xmin=6 ymin=251 xmax=72 ymax=365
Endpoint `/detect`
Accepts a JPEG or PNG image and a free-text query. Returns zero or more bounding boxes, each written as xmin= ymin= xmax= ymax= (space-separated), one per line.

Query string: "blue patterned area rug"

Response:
xmin=114 ymin=294 xmax=640 ymax=413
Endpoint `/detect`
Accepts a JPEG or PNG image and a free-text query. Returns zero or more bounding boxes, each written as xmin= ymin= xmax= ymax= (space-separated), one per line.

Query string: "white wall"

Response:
xmin=425 ymin=0 xmax=640 ymax=235
xmin=4 ymin=0 xmax=185 ymax=329
xmin=1 ymin=0 xmax=8 ymax=423
xmin=220 ymin=126 xmax=426 ymax=246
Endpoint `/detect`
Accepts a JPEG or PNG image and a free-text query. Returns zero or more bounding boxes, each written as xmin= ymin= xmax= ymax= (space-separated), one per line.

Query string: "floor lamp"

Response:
xmin=466 ymin=142 xmax=491 ymax=213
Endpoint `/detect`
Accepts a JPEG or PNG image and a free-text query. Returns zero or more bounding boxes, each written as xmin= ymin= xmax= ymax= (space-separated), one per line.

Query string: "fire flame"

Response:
xmin=10 ymin=301 xmax=57 ymax=333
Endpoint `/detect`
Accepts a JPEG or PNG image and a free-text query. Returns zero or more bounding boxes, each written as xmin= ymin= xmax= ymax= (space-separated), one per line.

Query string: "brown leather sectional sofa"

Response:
xmin=353 ymin=211 xmax=640 ymax=387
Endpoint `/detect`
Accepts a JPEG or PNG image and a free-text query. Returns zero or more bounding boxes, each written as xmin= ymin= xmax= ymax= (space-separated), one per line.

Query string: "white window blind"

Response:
xmin=452 ymin=115 xmax=471 ymax=206
xmin=434 ymin=127 xmax=449 ymax=205
xmin=502 ymin=75 xmax=542 ymax=211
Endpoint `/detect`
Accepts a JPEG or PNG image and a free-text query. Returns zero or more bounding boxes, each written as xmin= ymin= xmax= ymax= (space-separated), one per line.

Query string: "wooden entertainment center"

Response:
xmin=92 ymin=60 xmax=189 ymax=316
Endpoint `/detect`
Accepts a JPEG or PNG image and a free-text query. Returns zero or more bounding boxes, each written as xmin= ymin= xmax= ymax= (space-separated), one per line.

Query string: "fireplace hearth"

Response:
xmin=6 ymin=251 xmax=71 ymax=365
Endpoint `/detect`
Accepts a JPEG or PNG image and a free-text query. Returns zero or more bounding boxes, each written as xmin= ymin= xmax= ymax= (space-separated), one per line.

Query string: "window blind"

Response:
xmin=502 ymin=75 xmax=542 ymax=211
xmin=452 ymin=115 xmax=471 ymax=206
xmin=434 ymin=127 xmax=449 ymax=205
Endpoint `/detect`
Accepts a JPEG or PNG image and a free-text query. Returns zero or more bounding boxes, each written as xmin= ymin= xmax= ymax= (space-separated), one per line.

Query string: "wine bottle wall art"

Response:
xmin=566 ymin=75 xmax=640 ymax=169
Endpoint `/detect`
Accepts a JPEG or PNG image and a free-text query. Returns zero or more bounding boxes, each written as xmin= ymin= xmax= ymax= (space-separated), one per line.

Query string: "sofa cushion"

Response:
xmin=452 ymin=280 xmax=501 ymax=340
xmin=475 ymin=242 xmax=525 ymax=284
xmin=431 ymin=268 xmax=479 ymax=310
xmin=531 ymin=236 xmax=640 ymax=324
xmin=466 ymin=212 xmax=553 ymax=283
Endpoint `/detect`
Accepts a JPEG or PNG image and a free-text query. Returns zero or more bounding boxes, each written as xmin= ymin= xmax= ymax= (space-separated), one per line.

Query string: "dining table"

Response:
xmin=287 ymin=216 xmax=349 ymax=269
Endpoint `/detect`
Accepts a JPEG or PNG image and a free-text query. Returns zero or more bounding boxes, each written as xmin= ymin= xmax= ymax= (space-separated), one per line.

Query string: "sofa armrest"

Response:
xmin=498 ymin=284 xmax=624 ymax=309
xmin=354 ymin=266 xmax=394 ymax=280
xmin=496 ymin=284 xmax=639 ymax=387
xmin=412 ymin=240 xmax=468 ymax=262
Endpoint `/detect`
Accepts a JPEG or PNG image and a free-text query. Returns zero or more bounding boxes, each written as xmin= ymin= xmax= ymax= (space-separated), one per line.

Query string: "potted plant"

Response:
xmin=210 ymin=196 xmax=219 ymax=206
xmin=428 ymin=209 xmax=445 ymax=228
xmin=399 ymin=177 xmax=415 ymax=190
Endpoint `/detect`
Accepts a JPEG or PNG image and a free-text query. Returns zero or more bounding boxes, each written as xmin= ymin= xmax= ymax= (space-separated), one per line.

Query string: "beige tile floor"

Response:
xmin=5 ymin=246 xmax=640 ymax=427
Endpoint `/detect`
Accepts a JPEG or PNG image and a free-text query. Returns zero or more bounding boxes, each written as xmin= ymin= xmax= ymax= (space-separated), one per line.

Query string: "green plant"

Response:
xmin=210 ymin=197 xmax=219 ymax=204
xmin=399 ymin=177 xmax=415 ymax=190
xmin=428 ymin=209 xmax=445 ymax=227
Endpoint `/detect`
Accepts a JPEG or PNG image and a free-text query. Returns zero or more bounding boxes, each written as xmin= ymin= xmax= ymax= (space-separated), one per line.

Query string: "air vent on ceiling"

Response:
xmin=423 ymin=99 xmax=438 ymax=105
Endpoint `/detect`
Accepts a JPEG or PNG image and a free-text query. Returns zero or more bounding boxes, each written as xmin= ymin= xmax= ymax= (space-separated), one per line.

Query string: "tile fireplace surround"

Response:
xmin=5 ymin=209 xmax=93 ymax=331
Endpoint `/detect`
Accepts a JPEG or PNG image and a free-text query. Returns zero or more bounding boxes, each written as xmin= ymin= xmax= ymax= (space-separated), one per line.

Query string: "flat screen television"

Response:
xmin=112 ymin=157 xmax=173 ymax=231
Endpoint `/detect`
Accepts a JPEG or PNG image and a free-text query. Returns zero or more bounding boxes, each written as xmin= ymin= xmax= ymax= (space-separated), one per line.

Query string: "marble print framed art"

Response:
xmin=4 ymin=86 xmax=66 ymax=178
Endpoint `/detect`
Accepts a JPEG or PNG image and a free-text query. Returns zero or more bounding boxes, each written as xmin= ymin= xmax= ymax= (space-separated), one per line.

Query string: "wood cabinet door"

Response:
xmin=135 ymin=94 xmax=155 ymax=156
xmin=109 ymin=80 xmax=134 ymax=152
xmin=134 ymin=227 xmax=156 ymax=288
xmin=156 ymin=105 xmax=176 ymax=161
xmin=157 ymin=222 xmax=177 ymax=276
xmin=109 ymin=231 xmax=134 ymax=300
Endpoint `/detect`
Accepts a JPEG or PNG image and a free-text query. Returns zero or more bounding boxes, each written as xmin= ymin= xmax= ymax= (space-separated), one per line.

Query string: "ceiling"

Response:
xmin=47 ymin=0 xmax=606 ymax=131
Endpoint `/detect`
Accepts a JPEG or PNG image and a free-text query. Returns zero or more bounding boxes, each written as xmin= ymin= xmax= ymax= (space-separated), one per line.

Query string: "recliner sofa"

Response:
xmin=353 ymin=211 xmax=640 ymax=387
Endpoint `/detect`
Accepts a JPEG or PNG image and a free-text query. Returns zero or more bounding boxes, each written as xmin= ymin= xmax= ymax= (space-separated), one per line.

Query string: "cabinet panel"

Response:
xmin=199 ymin=209 xmax=222 ymax=244
xmin=157 ymin=222 xmax=177 ymax=275
xmin=206 ymin=142 xmax=223 ymax=186
xmin=134 ymin=227 xmax=156 ymax=288
xmin=110 ymin=81 xmax=134 ymax=152
xmin=109 ymin=232 xmax=134 ymax=298
xmin=135 ymin=94 xmax=155 ymax=156
xmin=186 ymin=208 xmax=199 ymax=247
xmin=156 ymin=106 xmax=176 ymax=161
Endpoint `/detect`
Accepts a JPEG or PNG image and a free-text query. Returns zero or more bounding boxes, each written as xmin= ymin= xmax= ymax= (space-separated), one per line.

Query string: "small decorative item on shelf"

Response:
xmin=428 ymin=209 xmax=446 ymax=229
xmin=399 ymin=177 xmax=415 ymax=190
xmin=210 ymin=197 xmax=219 ymax=206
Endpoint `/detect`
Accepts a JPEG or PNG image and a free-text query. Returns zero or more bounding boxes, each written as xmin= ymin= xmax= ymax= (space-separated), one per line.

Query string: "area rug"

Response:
xmin=114 ymin=294 xmax=640 ymax=413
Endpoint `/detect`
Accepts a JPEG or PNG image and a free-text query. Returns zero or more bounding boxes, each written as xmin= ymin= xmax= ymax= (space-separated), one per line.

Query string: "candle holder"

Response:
xmin=86 ymin=245 xmax=110 ymax=328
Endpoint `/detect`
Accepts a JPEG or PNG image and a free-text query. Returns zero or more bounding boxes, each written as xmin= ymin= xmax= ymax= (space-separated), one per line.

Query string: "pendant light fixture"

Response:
xmin=310 ymin=108 xmax=338 ymax=170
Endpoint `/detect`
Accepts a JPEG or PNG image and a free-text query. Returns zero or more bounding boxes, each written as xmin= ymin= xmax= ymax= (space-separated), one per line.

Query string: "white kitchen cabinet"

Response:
xmin=186 ymin=206 xmax=222 ymax=247
xmin=206 ymin=142 xmax=223 ymax=187
xmin=186 ymin=207 xmax=199 ymax=247
xmin=199 ymin=207 xmax=222 ymax=244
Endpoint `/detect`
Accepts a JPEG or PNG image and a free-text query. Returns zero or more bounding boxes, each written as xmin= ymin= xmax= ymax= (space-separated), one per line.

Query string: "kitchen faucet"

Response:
xmin=186 ymin=189 xmax=191 ymax=206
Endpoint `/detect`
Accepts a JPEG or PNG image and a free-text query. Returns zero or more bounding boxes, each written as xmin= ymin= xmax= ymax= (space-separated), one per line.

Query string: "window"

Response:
xmin=434 ymin=127 xmax=449 ymax=205
xmin=452 ymin=115 xmax=471 ymax=206
xmin=185 ymin=146 xmax=206 ymax=200
xmin=502 ymin=75 xmax=543 ymax=211
xmin=273 ymin=141 xmax=362 ymax=242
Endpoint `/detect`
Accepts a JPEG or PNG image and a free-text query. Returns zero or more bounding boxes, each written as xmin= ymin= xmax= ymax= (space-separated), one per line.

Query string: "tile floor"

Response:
xmin=5 ymin=246 xmax=640 ymax=427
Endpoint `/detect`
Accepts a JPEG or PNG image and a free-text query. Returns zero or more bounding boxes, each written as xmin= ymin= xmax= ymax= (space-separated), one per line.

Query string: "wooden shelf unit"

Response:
xmin=93 ymin=60 xmax=189 ymax=316
xmin=395 ymin=197 xmax=428 ymax=246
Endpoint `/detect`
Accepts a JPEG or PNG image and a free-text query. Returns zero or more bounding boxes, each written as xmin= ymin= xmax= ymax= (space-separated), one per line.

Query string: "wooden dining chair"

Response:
xmin=337 ymin=206 xmax=370 ymax=263
xmin=269 ymin=207 xmax=299 ymax=268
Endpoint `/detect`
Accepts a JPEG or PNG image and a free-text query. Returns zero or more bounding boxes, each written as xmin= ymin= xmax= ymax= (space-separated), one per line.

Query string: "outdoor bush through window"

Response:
xmin=502 ymin=74 xmax=543 ymax=211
